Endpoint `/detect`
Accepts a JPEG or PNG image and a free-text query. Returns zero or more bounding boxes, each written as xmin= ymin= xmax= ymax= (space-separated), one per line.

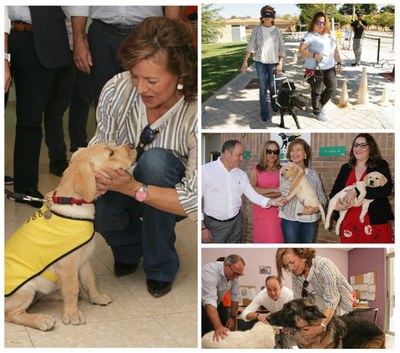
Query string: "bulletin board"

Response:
xmin=239 ymin=285 xmax=257 ymax=306
xmin=350 ymin=271 xmax=376 ymax=301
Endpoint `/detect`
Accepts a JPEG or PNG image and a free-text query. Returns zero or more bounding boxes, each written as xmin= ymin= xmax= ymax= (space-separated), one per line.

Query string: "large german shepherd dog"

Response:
xmin=267 ymin=299 xmax=386 ymax=349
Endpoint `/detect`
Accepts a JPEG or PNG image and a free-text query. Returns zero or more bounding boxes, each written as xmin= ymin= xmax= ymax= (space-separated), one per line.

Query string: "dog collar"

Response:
xmin=51 ymin=191 xmax=94 ymax=205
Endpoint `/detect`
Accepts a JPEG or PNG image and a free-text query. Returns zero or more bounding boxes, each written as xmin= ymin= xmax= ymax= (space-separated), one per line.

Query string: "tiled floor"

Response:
xmin=4 ymin=103 xmax=198 ymax=348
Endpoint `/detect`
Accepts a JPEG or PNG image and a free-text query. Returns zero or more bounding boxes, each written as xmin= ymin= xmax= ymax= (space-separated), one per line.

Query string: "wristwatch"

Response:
xmin=135 ymin=184 xmax=148 ymax=202
xmin=5 ymin=53 xmax=11 ymax=63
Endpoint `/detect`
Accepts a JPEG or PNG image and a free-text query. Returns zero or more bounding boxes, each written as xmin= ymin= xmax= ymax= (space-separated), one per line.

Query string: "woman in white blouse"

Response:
xmin=241 ymin=5 xmax=285 ymax=122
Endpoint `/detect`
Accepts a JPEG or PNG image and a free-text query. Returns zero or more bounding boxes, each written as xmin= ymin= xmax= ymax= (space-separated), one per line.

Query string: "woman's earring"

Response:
xmin=304 ymin=156 xmax=307 ymax=159
xmin=177 ymin=83 xmax=184 ymax=90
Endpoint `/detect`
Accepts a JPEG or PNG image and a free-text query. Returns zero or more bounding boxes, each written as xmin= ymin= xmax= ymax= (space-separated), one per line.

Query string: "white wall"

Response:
xmin=201 ymin=248 xmax=350 ymax=291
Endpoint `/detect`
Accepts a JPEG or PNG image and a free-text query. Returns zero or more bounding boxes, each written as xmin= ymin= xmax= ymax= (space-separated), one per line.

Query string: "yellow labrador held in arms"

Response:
xmin=325 ymin=171 xmax=388 ymax=235
xmin=281 ymin=162 xmax=325 ymax=223
xmin=5 ymin=144 xmax=136 ymax=331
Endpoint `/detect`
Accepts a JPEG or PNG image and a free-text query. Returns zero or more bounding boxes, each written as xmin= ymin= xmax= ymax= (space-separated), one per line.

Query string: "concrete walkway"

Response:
xmin=202 ymin=33 xmax=395 ymax=130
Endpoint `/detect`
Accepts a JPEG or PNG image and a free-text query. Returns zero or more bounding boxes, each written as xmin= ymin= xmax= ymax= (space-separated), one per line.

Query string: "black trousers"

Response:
xmin=9 ymin=30 xmax=69 ymax=192
xmin=68 ymin=67 xmax=93 ymax=152
xmin=308 ymin=67 xmax=337 ymax=114
xmin=87 ymin=20 xmax=128 ymax=106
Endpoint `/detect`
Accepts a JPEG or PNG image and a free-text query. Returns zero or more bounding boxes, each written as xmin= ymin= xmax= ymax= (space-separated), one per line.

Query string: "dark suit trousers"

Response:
xmin=69 ymin=68 xmax=93 ymax=152
xmin=9 ymin=31 xmax=66 ymax=191
xmin=87 ymin=20 xmax=127 ymax=106
xmin=44 ymin=63 xmax=75 ymax=162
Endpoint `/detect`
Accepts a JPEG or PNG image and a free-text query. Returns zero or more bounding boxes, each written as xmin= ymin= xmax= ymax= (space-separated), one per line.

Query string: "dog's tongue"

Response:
xmin=300 ymin=106 xmax=306 ymax=110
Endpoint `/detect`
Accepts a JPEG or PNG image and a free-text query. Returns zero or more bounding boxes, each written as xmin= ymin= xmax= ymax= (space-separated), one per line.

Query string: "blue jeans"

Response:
xmin=255 ymin=61 xmax=277 ymax=121
xmin=95 ymin=148 xmax=186 ymax=282
xmin=281 ymin=219 xmax=318 ymax=243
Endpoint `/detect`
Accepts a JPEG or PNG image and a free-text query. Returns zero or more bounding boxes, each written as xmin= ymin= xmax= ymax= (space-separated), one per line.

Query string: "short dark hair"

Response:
xmin=265 ymin=275 xmax=282 ymax=287
xmin=222 ymin=140 xmax=241 ymax=153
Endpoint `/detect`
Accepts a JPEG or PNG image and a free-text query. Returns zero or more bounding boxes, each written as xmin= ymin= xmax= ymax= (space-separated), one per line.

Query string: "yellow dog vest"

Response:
xmin=5 ymin=206 xmax=94 ymax=296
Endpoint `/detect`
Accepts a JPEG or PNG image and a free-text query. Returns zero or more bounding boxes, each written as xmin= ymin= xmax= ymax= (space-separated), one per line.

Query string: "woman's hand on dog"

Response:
xmin=95 ymin=167 xmax=137 ymax=196
xmin=335 ymin=189 xmax=357 ymax=211
xmin=301 ymin=205 xmax=320 ymax=215
xmin=300 ymin=324 xmax=325 ymax=339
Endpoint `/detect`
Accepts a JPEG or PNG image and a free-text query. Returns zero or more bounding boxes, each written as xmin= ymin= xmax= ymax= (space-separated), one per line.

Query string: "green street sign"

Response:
xmin=243 ymin=150 xmax=250 ymax=159
xmin=319 ymin=146 xmax=346 ymax=157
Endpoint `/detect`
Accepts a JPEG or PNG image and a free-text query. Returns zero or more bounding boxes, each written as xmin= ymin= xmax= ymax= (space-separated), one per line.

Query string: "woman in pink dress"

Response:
xmin=250 ymin=140 xmax=283 ymax=243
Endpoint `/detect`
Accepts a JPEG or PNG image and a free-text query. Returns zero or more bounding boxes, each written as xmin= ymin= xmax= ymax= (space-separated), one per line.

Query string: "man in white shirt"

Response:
xmin=240 ymin=275 xmax=293 ymax=348
xmin=202 ymin=255 xmax=244 ymax=342
xmin=201 ymin=140 xmax=285 ymax=243
xmin=240 ymin=275 xmax=293 ymax=321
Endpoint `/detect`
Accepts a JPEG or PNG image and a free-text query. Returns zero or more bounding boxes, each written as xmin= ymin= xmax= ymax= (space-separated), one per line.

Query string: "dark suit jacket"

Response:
xmin=329 ymin=160 xmax=394 ymax=225
xmin=29 ymin=6 xmax=71 ymax=69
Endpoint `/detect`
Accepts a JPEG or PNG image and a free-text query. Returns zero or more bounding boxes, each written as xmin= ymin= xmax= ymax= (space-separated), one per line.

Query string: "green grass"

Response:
xmin=202 ymin=41 xmax=253 ymax=102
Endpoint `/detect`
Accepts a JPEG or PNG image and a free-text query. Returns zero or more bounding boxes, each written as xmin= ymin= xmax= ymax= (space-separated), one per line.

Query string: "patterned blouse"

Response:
xmin=291 ymin=256 xmax=354 ymax=315
xmin=89 ymin=71 xmax=198 ymax=216
xmin=246 ymin=24 xmax=285 ymax=63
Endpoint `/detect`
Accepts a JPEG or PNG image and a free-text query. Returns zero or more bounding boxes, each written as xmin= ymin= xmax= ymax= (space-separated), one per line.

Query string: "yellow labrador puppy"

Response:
xmin=281 ymin=162 xmax=325 ymax=223
xmin=5 ymin=144 xmax=136 ymax=331
xmin=325 ymin=171 xmax=388 ymax=235
xmin=202 ymin=322 xmax=276 ymax=349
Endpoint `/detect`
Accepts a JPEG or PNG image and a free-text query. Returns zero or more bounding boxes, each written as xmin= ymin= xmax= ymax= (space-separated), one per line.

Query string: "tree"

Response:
xmin=201 ymin=4 xmax=226 ymax=44
xmin=339 ymin=4 xmax=377 ymax=15
xmin=297 ymin=4 xmax=339 ymax=28
xmin=380 ymin=5 xmax=395 ymax=13
xmin=376 ymin=12 xmax=395 ymax=30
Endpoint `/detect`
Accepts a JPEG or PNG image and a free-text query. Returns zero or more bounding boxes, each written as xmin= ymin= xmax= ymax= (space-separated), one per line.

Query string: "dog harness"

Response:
xmin=5 ymin=206 xmax=94 ymax=296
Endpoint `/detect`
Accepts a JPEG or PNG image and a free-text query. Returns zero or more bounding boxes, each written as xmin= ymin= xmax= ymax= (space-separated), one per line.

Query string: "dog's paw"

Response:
xmin=91 ymin=293 xmax=112 ymax=306
xmin=63 ymin=309 xmax=86 ymax=325
xmin=37 ymin=314 xmax=56 ymax=331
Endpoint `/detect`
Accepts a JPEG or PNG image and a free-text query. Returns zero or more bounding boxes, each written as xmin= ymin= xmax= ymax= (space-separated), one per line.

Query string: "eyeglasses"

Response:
xmin=316 ymin=21 xmax=326 ymax=26
xmin=353 ymin=143 xmax=369 ymax=149
xmin=229 ymin=264 xmax=244 ymax=277
xmin=301 ymin=280 xmax=310 ymax=298
xmin=266 ymin=149 xmax=279 ymax=155
xmin=136 ymin=125 xmax=159 ymax=161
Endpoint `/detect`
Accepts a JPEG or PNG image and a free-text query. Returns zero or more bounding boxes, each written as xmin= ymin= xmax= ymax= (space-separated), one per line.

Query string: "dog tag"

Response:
xmin=44 ymin=209 xmax=52 ymax=220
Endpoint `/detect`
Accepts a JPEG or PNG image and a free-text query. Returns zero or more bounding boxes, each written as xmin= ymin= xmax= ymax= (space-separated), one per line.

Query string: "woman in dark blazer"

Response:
xmin=329 ymin=133 xmax=394 ymax=243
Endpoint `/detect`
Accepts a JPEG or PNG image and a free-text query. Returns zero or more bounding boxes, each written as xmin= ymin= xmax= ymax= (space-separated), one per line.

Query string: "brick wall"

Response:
xmin=218 ymin=132 xmax=395 ymax=243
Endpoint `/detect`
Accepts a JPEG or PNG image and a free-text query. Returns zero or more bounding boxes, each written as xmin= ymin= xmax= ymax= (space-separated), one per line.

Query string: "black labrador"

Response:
xmin=277 ymin=82 xmax=307 ymax=129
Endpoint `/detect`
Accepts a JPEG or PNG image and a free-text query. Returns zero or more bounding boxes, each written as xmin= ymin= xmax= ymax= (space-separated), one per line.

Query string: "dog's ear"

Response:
xmin=289 ymin=82 xmax=296 ymax=91
xmin=379 ymin=174 xmax=388 ymax=186
xmin=71 ymin=162 xmax=97 ymax=202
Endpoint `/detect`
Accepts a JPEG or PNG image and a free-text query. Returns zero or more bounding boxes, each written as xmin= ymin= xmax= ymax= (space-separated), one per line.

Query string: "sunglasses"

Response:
xmin=266 ymin=149 xmax=279 ymax=155
xmin=301 ymin=280 xmax=309 ymax=298
xmin=136 ymin=125 xmax=159 ymax=161
xmin=316 ymin=21 xmax=326 ymax=26
xmin=229 ymin=264 xmax=244 ymax=277
xmin=353 ymin=143 xmax=369 ymax=149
